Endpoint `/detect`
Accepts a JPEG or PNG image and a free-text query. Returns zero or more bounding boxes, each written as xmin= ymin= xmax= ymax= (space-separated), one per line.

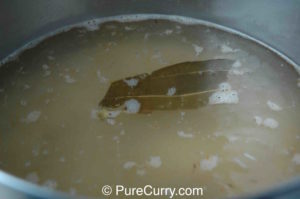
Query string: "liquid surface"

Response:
xmin=0 ymin=18 xmax=299 ymax=198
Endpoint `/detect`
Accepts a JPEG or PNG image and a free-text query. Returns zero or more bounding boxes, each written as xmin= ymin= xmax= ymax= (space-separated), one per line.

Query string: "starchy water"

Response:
xmin=0 ymin=16 xmax=299 ymax=198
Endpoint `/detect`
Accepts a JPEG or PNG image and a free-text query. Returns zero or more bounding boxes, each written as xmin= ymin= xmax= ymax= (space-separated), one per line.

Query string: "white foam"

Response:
xmin=42 ymin=149 xmax=48 ymax=155
xmin=64 ymin=75 xmax=76 ymax=83
xmin=267 ymin=100 xmax=282 ymax=111
xmin=69 ymin=187 xmax=77 ymax=195
xmin=1 ymin=14 xmax=299 ymax=75
xmin=25 ymin=161 xmax=31 ymax=167
xmin=192 ymin=44 xmax=203 ymax=56
xmin=98 ymin=108 xmax=121 ymax=119
xmin=229 ymin=69 xmax=247 ymax=76
xmin=167 ymin=87 xmax=176 ymax=96
xmin=42 ymin=64 xmax=49 ymax=70
xmin=218 ymin=82 xmax=232 ymax=91
xmin=209 ymin=91 xmax=239 ymax=105
xmin=124 ymin=26 xmax=135 ymax=31
xmin=123 ymin=78 xmax=139 ymax=88
xmin=97 ymin=70 xmax=108 ymax=83
xmin=177 ymin=131 xmax=194 ymax=138
xmin=24 ymin=84 xmax=31 ymax=90
xmin=43 ymin=179 xmax=57 ymax=189
xmin=233 ymin=158 xmax=248 ymax=169
xmin=263 ymin=118 xmax=279 ymax=129
xmin=163 ymin=29 xmax=173 ymax=35
xmin=20 ymin=100 xmax=27 ymax=106
xmin=200 ymin=155 xmax=219 ymax=171
xmin=120 ymin=130 xmax=125 ymax=135
xmin=22 ymin=111 xmax=41 ymax=123
xmin=106 ymin=118 xmax=115 ymax=125
xmin=232 ymin=60 xmax=242 ymax=68
xmin=136 ymin=169 xmax=146 ymax=176
xmin=26 ymin=172 xmax=39 ymax=183
xmin=124 ymin=99 xmax=141 ymax=113
xmin=59 ymin=156 xmax=65 ymax=162
xmin=221 ymin=44 xmax=237 ymax=53
xmin=83 ymin=21 xmax=99 ymax=31
xmin=243 ymin=153 xmax=256 ymax=161
xmin=254 ymin=116 xmax=263 ymax=126
xmin=44 ymin=70 xmax=51 ymax=77
xmin=123 ymin=161 xmax=136 ymax=169
xmin=90 ymin=109 xmax=99 ymax=120
xmin=226 ymin=135 xmax=239 ymax=142
xmin=47 ymin=55 xmax=55 ymax=60
xmin=209 ymin=82 xmax=239 ymax=105
xmin=148 ymin=156 xmax=162 ymax=168
xmin=292 ymin=154 xmax=300 ymax=165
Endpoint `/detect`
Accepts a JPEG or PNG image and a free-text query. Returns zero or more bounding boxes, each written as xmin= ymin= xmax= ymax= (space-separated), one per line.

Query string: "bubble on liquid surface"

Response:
xmin=209 ymin=82 xmax=239 ymax=105
xmin=167 ymin=87 xmax=176 ymax=96
xmin=124 ymin=99 xmax=141 ymax=113
xmin=263 ymin=118 xmax=279 ymax=129
xmin=123 ymin=161 xmax=136 ymax=169
xmin=192 ymin=44 xmax=203 ymax=56
xmin=148 ymin=156 xmax=162 ymax=168
xmin=177 ymin=131 xmax=194 ymax=138
xmin=123 ymin=78 xmax=139 ymax=88
xmin=22 ymin=111 xmax=41 ymax=123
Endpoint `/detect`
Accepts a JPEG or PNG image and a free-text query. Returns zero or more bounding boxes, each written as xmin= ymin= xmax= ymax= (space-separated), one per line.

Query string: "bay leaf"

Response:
xmin=99 ymin=59 xmax=234 ymax=113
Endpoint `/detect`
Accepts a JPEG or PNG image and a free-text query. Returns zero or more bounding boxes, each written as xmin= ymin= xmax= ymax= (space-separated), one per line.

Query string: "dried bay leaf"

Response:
xmin=99 ymin=59 xmax=234 ymax=113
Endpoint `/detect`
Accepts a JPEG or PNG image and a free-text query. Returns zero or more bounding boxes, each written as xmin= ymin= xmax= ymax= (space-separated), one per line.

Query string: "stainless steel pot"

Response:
xmin=0 ymin=0 xmax=299 ymax=198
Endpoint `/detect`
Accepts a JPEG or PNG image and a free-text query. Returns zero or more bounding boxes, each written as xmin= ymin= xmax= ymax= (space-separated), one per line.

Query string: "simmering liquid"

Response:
xmin=0 ymin=16 xmax=299 ymax=198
